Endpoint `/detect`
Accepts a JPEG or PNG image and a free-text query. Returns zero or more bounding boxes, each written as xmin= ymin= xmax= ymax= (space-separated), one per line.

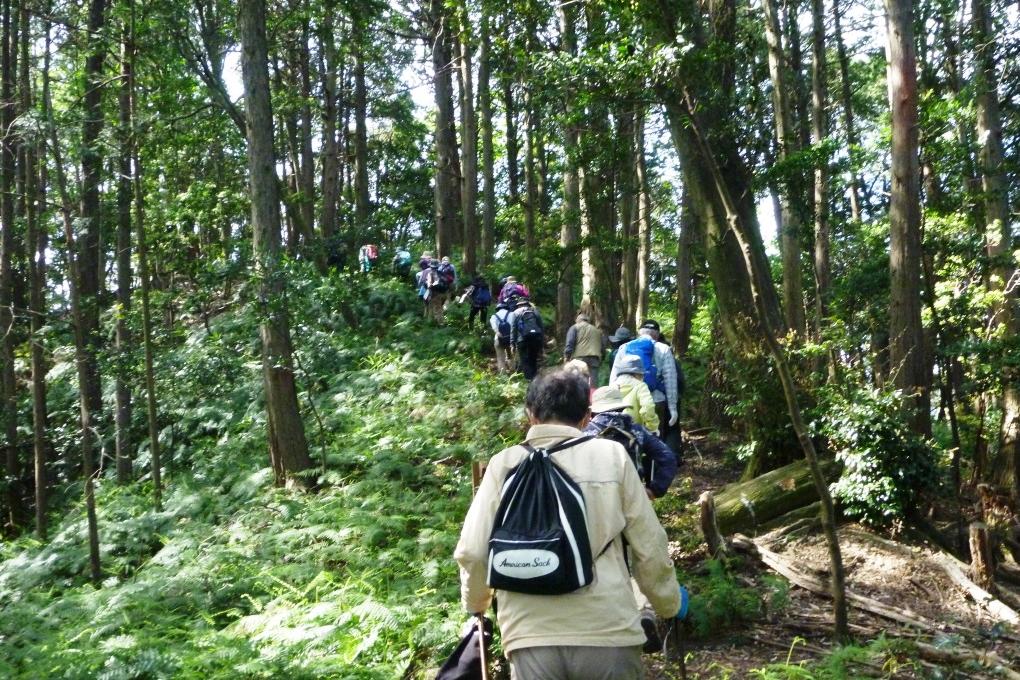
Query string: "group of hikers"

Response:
xmin=363 ymin=246 xmax=687 ymax=677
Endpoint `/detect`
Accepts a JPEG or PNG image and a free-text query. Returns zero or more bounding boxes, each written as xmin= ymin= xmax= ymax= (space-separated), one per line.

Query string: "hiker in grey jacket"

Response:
xmin=564 ymin=312 xmax=606 ymax=388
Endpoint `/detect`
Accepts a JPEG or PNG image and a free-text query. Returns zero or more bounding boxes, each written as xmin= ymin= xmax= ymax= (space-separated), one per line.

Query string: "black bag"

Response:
xmin=436 ymin=616 xmax=493 ymax=680
xmin=487 ymin=436 xmax=594 ymax=595
xmin=514 ymin=308 xmax=543 ymax=340
xmin=597 ymin=424 xmax=642 ymax=477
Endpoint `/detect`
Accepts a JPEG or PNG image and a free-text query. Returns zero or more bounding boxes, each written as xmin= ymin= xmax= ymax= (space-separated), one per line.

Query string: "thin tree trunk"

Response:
xmin=635 ymin=109 xmax=652 ymax=327
xmin=317 ymin=6 xmax=341 ymax=245
xmin=833 ymin=0 xmax=863 ymax=221
xmin=763 ymin=0 xmax=806 ymax=336
xmin=885 ymin=0 xmax=931 ymax=437
xmin=45 ymin=8 xmax=101 ymax=579
xmin=27 ymin=9 xmax=48 ymax=539
xmin=115 ymin=8 xmax=135 ymax=484
xmin=238 ymin=0 xmax=314 ymax=489
xmin=478 ymin=5 xmax=494 ymax=270
xmin=619 ymin=108 xmax=638 ymax=327
xmin=674 ymin=187 xmax=696 ymax=357
xmin=457 ymin=2 xmax=478 ymax=276
xmin=523 ymin=84 xmax=538 ymax=267
xmin=0 ymin=0 xmax=20 ymax=529
xmin=353 ymin=11 xmax=370 ymax=240
xmin=503 ymin=70 xmax=519 ymax=220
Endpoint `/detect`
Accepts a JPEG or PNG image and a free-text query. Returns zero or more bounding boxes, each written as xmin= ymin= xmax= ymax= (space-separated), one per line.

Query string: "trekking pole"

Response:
xmin=476 ymin=613 xmax=489 ymax=680
xmin=668 ymin=585 xmax=690 ymax=680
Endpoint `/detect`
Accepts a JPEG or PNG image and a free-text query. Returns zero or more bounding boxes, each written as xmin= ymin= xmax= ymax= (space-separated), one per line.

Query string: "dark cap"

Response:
xmin=609 ymin=326 xmax=633 ymax=343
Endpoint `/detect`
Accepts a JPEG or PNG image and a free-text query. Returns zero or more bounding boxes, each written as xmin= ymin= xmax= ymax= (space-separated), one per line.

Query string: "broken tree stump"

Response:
xmin=969 ymin=522 xmax=995 ymax=590
xmin=698 ymin=491 xmax=728 ymax=557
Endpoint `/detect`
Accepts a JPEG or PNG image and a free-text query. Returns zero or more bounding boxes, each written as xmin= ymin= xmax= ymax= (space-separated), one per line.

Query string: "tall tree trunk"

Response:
xmin=523 ymin=84 xmax=538 ymax=267
xmin=352 ymin=11 xmax=370 ymax=240
xmin=811 ymin=0 xmax=834 ymax=379
xmin=28 ymin=11 xmax=48 ymax=539
xmin=457 ymin=2 xmax=478 ymax=276
xmin=503 ymin=70 xmax=519 ymax=218
xmin=45 ymin=7 xmax=101 ymax=579
xmin=78 ymin=0 xmax=106 ymax=433
xmin=833 ymin=0 xmax=863 ymax=221
xmin=885 ymin=0 xmax=930 ymax=437
xmin=635 ymin=108 xmax=652 ymax=327
xmin=619 ymin=108 xmax=638 ymax=327
xmin=430 ymin=0 xmax=459 ymax=258
xmin=478 ymin=4 xmax=494 ymax=270
xmin=115 ymin=10 xmax=134 ymax=484
xmin=972 ymin=0 xmax=1018 ymax=492
xmin=297 ymin=14 xmax=317 ymax=259
xmin=763 ymin=0 xmax=806 ymax=336
xmin=556 ymin=1 xmax=579 ymax=340
xmin=238 ymin=0 xmax=314 ymax=488
xmin=0 ymin=0 xmax=20 ymax=529
xmin=317 ymin=6 xmax=341 ymax=245
xmin=674 ymin=187 xmax=697 ymax=357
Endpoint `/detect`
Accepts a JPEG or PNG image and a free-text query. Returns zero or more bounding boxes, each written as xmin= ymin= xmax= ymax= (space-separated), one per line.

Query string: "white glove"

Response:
xmin=668 ymin=409 xmax=679 ymax=427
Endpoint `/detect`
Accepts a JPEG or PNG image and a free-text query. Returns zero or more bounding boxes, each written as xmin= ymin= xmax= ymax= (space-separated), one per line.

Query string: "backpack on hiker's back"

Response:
xmin=487 ymin=436 xmax=596 ymax=595
xmin=493 ymin=307 xmax=513 ymax=347
xmin=622 ymin=336 xmax=664 ymax=394
xmin=514 ymin=306 xmax=543 ymax=342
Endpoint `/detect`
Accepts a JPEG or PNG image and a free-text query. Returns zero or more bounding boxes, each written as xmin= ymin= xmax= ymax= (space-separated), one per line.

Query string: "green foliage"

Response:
xmin=0 ymin=278 xmax=525 ymax=678
xmin=820 ymin=386 xmax=939 ymax=528
xmin=684 ymin=559 xmax=765 ymax=638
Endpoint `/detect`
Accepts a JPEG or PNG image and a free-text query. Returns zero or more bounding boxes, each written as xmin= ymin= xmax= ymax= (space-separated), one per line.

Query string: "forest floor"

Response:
xmin=645 ymin=433 xmax=1020 ymax=679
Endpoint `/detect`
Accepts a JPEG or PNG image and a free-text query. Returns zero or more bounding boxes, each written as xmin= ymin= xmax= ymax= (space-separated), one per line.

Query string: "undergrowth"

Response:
xmin=0 ymin=271 xmax=525 ymax=679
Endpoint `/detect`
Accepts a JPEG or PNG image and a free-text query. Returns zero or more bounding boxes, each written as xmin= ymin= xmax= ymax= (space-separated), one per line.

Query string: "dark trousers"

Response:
xmin=655 ymin=400 xmax=683 ymax=457
xmin=468 ymin=304 xmax=488 ymax=329
xmin=517 ymin=336 xmax=543 ymax=380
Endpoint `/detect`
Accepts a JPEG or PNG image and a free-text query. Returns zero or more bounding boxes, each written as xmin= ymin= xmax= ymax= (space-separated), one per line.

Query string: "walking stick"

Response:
xmin=477 ymin=613 xmax=489 ymax=680
xmin=667 ymin=585 xmax=690 ymax=680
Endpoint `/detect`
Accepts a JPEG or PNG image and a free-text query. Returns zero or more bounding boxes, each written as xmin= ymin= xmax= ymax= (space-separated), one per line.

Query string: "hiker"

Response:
xmin=512 ymin=298 xmax=544 ymax=380
xmin=392 ymin=246 xmax=412 ymax=278
xmin=585 ymin=384 xmax=680 ymax=653
xmin=610 ymin=323 xmax=679 ymax=449
xmin=420 ymin=259 xmax=449 ymax=323
xmin=458 ymin=275 xmax=492 ymax=330
xmin=489 ymin=302 xmax=514 ymax=373
xmin=604 ymin=326 xmax=633 ymax=386
xmin=454 ymin=370 xmax=681 ymax=679
xmin=637 ymin=320 xmax=686 ymax=454
xmin=497 ymin=275 xmax=529 ymax=305
xmin=611 ymin=354 xmax=659 ymax=432
xmin=563 ymin=358 xmax=592 ymax=388
xmin=438 ymin=256 xmax=457 ymax=302
xmin=358 ymin=243 xmax=378 ymax=273
xmin=564 ymin=312 xmax=606 ymax=388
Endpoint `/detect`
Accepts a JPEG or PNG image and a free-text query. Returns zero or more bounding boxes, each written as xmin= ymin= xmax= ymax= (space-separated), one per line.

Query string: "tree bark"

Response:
xmin=971 ymin=0 xmax=1019 ymax=493
xmin=619 ymin=108 xmax=637 ymax=327
xmin=352 ymin=10 xmax=370 ymax=240
xmin=810 ymin=0 xmax=835 ymax=379
xmin=478 ymin=4 xmax=494 ymax=270
xmin=317 ymin=4 xmax=342 ymax=245
xmin=833 ymin=0 xmax=863 ymax=221
xmin=0 ymin=0 xmax=20 ymax=529
xmin=297 ymin=14 xmax=317 ymax=254
xmin=634 ymin=109 xmax=652 ymax=327
xmin=238 ymin=0 xmax=314 ymax=489
xmin=674 ymin=188 xmax=696 ymax=357
xmin=556 ymin=1 xmax=579 ymax=341
xmin=457 ymin=2 xmax=478 ymax=276
xmin=115 ymin=9 xmax=135 ymax=484
xmin=430 ymin=0 xmax=459 ymax=258
xmin=763 ymin=0 xmax=806 ymax=337
xmin=884 ymin=0 xmax=931 ymax=437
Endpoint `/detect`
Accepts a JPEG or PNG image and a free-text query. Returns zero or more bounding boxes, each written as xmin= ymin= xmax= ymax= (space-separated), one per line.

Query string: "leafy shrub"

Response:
xmin=685 ymin=559 xmax=763 ymax=638
xmin=820 ymin=387 xmax=938 ymax=528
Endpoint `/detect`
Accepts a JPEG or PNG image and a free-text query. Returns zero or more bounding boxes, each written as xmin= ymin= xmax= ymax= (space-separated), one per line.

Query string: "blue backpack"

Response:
xmin=471 ymin=284 xmax=492 ymax=306
xmin=623 ymin=337 xmax=664 ymax=394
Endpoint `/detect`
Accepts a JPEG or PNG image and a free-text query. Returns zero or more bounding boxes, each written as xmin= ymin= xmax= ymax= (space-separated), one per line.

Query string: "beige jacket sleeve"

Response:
xmin=620 ymin=456 xmax=681 ymax=618
xmin=453 ymin=455 xmax=506 ymax=614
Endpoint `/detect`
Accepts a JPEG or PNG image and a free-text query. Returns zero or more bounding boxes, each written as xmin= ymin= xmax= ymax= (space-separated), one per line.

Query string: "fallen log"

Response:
xmin=914 ymin=641 xmax=1020 ymax=680
xmin=713 ymin=459 xmax=839 ymax=536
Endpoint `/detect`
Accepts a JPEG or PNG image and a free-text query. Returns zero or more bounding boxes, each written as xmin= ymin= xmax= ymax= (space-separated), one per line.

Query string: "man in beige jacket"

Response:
xmin=454 ymin=370 xmax=680 ymax=679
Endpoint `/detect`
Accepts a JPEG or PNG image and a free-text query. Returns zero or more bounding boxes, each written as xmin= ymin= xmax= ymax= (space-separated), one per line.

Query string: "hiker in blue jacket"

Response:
xmin=458 ymin=275 xmax=492 ymax=330
xmin=609 ymin=323 xmax=678 ymax=450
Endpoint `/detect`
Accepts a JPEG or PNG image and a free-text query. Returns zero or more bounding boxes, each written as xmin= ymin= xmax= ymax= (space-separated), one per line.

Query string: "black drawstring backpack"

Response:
xmin=487 ymin=436 xmax=594 ymax=595
xmin=436 ymin=615 xmax=492 ymax=680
